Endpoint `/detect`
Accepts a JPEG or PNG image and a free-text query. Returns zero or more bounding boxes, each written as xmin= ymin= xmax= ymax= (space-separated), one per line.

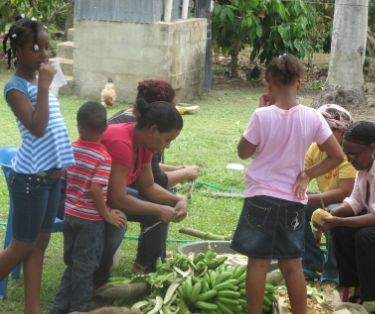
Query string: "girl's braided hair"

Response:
xmin=3 ymin=15 xmax=46 ymax=69
xmin=265 ymin=54 xmax=304 ymax=86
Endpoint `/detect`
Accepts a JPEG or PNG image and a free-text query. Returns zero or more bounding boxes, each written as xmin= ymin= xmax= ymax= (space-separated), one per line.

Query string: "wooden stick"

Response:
xmin=179 ymin=227 xmax=231 ymax=240
xmin=187 ymin=181 xmax=194 ymax=200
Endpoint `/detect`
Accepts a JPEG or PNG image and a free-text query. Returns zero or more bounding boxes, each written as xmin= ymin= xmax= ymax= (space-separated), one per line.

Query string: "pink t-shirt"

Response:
xmin=344 ymin=161 xmax=375 ymax=215
xmin=243 ymin=105 xmax=332 ymax=204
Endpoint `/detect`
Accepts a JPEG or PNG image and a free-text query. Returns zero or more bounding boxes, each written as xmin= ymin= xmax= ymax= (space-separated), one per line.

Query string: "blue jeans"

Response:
xmin=51 ymin=215 xmax=105 ymax=313
xmin=9 ymin=170 xmax=62 ymax=242
xmin=93 ymin=188 xmax=168 ymax=287
xmin=302 ymin=204 xmax=338 ymax=281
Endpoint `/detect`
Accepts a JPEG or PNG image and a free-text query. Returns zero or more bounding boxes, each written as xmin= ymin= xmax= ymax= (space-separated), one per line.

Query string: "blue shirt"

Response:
xmin=4 ymin=76 xmax=75 ymax=173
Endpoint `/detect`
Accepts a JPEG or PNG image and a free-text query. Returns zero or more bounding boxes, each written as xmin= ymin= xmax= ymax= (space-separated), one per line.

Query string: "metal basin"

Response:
xmin=178 ymin=240 xmax=236 ymax=255
xmin=178 ymin=240 xmax=278 ymax=271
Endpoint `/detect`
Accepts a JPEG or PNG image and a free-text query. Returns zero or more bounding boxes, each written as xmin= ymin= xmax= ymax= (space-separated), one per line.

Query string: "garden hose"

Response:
xmin=0 ymin=222 xmax=195 ymax=243
xmin=193 ymin=180 xmax=242 ymax=193
xmin=124 ymin=235 xmax=194 ymax=243
xmin=0 ymin=179 xmax=240 ymax=242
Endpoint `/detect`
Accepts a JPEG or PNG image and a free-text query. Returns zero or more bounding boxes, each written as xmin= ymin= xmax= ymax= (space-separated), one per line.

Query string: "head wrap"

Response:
xmin=317 ymin=104 xmax=352 ymax=130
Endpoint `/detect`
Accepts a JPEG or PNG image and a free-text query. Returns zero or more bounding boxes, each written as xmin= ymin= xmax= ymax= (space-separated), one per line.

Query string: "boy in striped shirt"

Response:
xmin=52 ymin=102 xmax=126 ymax=314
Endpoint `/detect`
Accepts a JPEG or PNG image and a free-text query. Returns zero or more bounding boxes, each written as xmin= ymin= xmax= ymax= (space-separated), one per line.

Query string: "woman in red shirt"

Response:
xmin=94 ymin=99 xmax=187 ymax=287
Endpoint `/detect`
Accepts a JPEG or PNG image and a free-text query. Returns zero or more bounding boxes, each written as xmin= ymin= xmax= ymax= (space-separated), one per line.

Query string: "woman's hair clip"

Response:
xmin=11 ymin=33 xmax=17 ymax=39
xmin=33 ymin=44 xmax=39 ymax=51
xmin=278 ymin=53 xmax=287 ymax=59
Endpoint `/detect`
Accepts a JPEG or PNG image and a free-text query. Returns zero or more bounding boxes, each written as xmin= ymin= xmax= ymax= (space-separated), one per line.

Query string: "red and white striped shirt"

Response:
xmin=65 ymin=139 xmax=111 ymax=221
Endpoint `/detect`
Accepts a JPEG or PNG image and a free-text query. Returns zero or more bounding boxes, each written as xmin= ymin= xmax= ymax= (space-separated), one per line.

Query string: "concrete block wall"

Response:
xmin=73 ymin=18 xmax=207 ymax=102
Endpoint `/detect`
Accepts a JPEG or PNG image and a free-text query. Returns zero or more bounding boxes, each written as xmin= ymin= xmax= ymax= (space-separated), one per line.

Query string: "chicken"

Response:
xmin=101 ymin=78 xmax=117 ymax=107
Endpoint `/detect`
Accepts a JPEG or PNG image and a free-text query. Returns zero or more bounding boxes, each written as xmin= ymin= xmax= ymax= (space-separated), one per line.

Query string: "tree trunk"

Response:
xmin=313 ymin=0 xmax=368 ymax=109
xmin=64 ymin=0 xmax=74 ymax=40
xmin=229 ymin=44 xmax=240 ymax=78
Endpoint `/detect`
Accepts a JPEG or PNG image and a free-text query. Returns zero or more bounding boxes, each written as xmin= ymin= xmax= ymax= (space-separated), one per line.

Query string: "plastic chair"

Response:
xmin=0 ymin=146 xmax=64 ymax=300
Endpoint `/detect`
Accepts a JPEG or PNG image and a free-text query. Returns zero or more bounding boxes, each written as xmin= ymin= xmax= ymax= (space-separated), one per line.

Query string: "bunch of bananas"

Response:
xmin=177 ymin=264 xmax=276 ymax=313
xmin=129 ymin=250 xmax=277 ymax=313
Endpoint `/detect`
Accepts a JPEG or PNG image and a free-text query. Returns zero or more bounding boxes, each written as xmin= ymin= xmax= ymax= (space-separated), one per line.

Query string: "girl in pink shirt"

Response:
xmin=231 ymin=54 xmax=344 ymax=314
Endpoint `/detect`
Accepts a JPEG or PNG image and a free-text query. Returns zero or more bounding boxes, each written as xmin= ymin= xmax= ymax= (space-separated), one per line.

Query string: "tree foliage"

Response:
xmin=212 ymin=0 xmax=319 ymax=75
xmin=369 ymin=0 xmax=375 ymax=33
xmin=0 ymin=0 xmax=71 ymax=32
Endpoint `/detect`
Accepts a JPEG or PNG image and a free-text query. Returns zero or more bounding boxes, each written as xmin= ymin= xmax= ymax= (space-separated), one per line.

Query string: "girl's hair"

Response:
xmin=265 ymin=54 xmax=304 ymax=85
xmin=136 ymin=98 xmax=183 ymax=133
xmin=3 ymin=16 xmax=46 ymax=69
xmin=136 ymin=80 xmax=175 ymax=103
xmin=344 ymin=121 xmax=375 ymax=146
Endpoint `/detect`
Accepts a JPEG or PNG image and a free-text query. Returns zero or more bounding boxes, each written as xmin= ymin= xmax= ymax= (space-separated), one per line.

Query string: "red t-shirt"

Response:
xmin=101 ymin=123 xmax=153 ymax=185
xmin=65 ymin=139 xmax=111 ymax=221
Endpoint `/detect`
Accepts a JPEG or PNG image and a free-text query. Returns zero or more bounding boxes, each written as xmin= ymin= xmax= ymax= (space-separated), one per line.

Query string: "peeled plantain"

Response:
xmin=311 ymin=208 xmax=332 ymax=226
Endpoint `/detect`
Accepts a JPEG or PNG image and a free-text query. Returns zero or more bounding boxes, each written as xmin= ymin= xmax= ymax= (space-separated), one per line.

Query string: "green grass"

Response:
xmin=0 ymin=67 xmax=261 ymax=313
xmin=0 ymin=64 xmax=373 ymax=312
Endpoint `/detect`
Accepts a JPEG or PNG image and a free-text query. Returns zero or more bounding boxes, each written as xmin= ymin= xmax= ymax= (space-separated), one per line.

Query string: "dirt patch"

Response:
xmin=212 ymin=51 xmax=375 ymax=121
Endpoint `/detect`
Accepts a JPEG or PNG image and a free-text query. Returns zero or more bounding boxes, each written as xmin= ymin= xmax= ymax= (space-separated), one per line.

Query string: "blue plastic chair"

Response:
xmin=0 ymin=146 xmax=64 ymax=300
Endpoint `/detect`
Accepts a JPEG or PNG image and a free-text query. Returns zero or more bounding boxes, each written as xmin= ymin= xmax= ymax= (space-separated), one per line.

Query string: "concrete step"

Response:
xmin=57 ymin=41 xmax=74 ymax=60
xmin=67 ymin=28 xmax=74 ymax=41
xmin=59 ymin=76 xmax=74 ymax=95
xmin=50 ymin=57 xmax=73 ymax=77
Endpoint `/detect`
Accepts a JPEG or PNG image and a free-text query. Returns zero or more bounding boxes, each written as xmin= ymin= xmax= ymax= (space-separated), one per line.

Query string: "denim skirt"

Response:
xmin=231 ymin=195 xmax=306 ymax=259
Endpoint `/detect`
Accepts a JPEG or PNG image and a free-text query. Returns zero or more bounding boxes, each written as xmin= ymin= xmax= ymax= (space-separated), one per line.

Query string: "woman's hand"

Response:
xmin=319 ymin=216 xmax=343 ymax=231
xmin=184 ymin=165 xmax=199 ymax=181
xmin=174 ymin=198 xmax=188 ymax=222
xmin=293 ymin=171 xmax=310 ymax=200
xmin=38 ymin=62 xmax=56 ymax=89
xmin=158 ymin=205 xmax=177 ymax=223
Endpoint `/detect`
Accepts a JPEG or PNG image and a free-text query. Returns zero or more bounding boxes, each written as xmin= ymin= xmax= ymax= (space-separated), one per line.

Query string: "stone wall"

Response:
xmin=73 ymin=18 xmax=207 ymax=102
